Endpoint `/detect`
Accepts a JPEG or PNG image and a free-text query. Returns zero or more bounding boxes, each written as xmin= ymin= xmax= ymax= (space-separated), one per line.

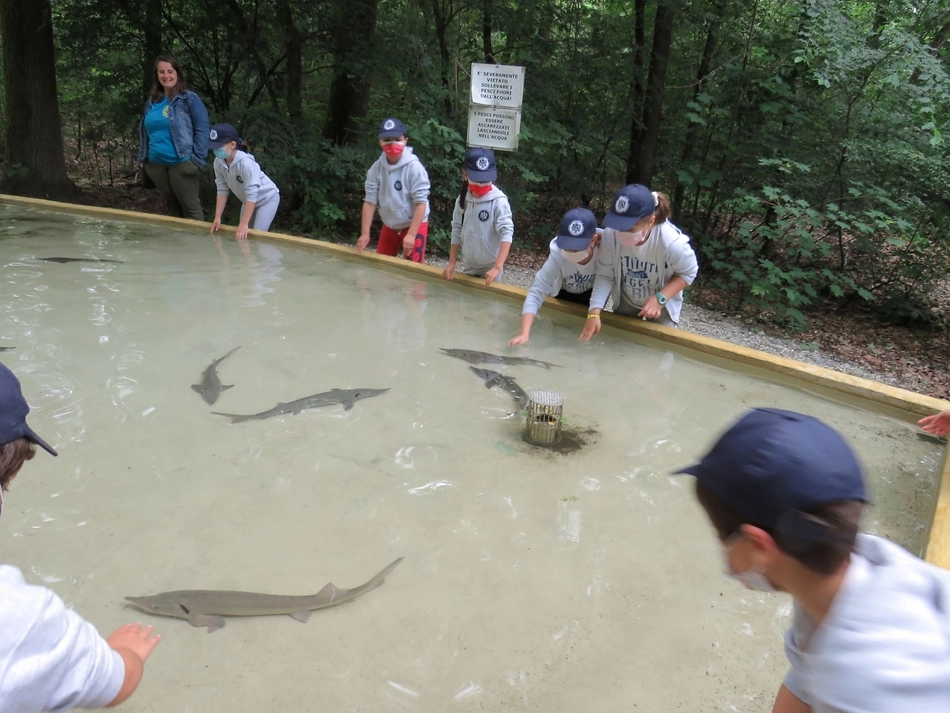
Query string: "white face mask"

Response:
xmin=723 ymin=536 xmax=775 ymax=592
xmin=561 ymin=247 xmax=591 ymax=264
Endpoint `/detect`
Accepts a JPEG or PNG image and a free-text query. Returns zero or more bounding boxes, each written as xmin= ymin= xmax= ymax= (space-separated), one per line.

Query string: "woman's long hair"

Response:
xmin=148 ymin=54 xmax=189 ymax=102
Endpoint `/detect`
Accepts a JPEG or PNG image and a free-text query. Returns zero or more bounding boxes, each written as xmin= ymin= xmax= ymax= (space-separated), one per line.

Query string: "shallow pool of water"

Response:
xmin=0 ymin=203 xmax=940 ymax=712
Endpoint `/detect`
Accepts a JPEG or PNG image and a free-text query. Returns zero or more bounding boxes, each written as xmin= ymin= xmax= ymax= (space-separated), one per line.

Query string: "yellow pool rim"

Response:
xmin=4 ymin=194 xmax=949 ymax=568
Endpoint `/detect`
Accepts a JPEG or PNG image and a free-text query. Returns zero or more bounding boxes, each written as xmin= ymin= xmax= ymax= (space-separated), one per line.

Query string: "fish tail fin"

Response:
xmin=212 ymin=411 xmax=250 ymax=424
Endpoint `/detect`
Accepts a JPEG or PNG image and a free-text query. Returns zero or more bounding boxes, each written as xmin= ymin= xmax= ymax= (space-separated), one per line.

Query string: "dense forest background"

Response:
xmin=1 ymin=0 xmax=949 ymax=331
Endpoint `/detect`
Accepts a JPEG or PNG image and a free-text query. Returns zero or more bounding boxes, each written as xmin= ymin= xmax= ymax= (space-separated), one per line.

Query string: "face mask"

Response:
xmin=213 ymin=147 xmax=230 ymax=160
xmin=382 ymin=141 xmax=406 ymax=158
xmin=561 ymin=247 xmax=591 ymax=264
xmin=617 ymin=228 xmax=648 ymax=248
xmin=469 ymin=183 xmax=492 ymax=198
xmin=723 ymin=537 xmax=775 ymax=593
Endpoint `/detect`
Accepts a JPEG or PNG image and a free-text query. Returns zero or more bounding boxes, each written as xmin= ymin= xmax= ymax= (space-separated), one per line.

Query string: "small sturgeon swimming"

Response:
xmin=191 ymin=347 xmax=240 ymax=405
xmin=40 ymin=257 xmax=123 ymax=264
xmin=469 ymin=367 xmax=529 ymax=409
xmin=439 ymin=348 xmax=559 ymax=370
xmin=125 ymin=557 xmax=403 ymax=633
xmin=213 ymin=387 xmax=389 ymax=423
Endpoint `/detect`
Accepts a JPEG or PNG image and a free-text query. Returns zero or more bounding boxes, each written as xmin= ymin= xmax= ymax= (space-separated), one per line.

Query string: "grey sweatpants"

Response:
xmin=241 ymin=194 xmax=280 ymax=232
xmin=145 ymin=159 xmax=204 ymax=221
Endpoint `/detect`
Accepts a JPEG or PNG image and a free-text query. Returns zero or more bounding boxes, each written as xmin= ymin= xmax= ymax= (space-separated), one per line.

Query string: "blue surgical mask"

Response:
xmin=213 ymin=147 xmax=230 ymax=160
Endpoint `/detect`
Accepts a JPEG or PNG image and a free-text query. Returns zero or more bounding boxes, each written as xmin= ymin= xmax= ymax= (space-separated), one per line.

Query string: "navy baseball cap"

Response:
xmin=463 ymin=147 xmax=497 ymax=182
xmin=208 ymin=123 xmax=240 ymax=149
xmin=675 ymin=408 xmax=867 ymax=535
xmin=603 ymin=184 xmax=657 ymax=230
xmin=0 ymin=363 xmax=56 ymax=456
xmin=555 ymin=208 xmax=598 ymax=251
xmin=378 ymin=117 xmax=408 ymax=139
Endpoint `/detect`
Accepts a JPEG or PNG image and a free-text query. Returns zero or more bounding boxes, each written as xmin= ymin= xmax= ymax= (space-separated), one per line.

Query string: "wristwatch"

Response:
xmin=655 ymin=292 xmax=667 ymax=306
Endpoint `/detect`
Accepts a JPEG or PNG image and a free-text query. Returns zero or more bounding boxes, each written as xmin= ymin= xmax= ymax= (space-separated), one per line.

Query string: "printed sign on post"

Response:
xmin=470 ymin=64 xmax=525 ymax=109
xmin=467 ymin=107 xmax=521 ymax=151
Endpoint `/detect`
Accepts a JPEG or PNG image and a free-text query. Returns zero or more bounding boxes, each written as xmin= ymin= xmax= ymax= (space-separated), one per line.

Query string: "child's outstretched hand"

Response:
xmin=355 ymin=234 xmax=371 ymax=254
xmin=107 ymin=623 xmax=161 ymax=663
xmin=918 ymin=410 xmax=950 ymax=436
xmin=484 ymin=266 xmax=501 ymax=286
xmin=509 ymin=333 xmax=529 ymax=346
xmin=442 ymin=263 xmax=455 ymax=280
xmin=210 ymin=218 xmax=221 ymax=234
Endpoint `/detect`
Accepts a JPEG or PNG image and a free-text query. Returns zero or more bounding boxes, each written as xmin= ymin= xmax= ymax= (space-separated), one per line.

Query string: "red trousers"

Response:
xmin=378 ymin=222 xmax=429 ymax=263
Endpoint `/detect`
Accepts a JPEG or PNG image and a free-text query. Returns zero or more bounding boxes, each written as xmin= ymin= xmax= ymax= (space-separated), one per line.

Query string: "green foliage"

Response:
xmin=28 ymin=0 xmax=950 ymax=327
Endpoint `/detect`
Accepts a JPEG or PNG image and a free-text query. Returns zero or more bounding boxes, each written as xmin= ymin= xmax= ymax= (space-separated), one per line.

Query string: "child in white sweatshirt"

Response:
xmin=509 ymin=207 xmax=601 ymax=345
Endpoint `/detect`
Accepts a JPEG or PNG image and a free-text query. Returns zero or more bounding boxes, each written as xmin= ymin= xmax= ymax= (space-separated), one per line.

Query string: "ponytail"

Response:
xmin=653 ymin=191 xmax=671 ymax=224
xmin=458 ymin=181 xmax=468 ymax=214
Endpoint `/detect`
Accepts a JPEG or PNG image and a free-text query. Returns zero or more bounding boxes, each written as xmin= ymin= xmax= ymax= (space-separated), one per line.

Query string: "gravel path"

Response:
xmin=423 ymin=255 xmax=904 ymax=389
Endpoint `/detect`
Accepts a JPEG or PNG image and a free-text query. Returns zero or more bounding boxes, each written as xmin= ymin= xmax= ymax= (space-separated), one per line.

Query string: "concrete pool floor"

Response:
xmin=1 ymin=195 xmax=947 ymax=713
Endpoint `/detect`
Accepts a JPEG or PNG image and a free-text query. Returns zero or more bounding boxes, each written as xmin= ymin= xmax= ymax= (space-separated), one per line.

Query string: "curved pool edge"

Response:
xmin=3 ymin=193 xmax=949 ymax=568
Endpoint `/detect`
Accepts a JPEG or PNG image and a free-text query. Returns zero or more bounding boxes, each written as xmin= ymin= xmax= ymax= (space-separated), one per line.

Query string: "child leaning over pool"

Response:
xmin=509 ymin=207 xmax=601 ymax=345
xmin=208 ymin=123 xmax=280 ymax=240
xmin=676 ymin=408 xmax=950 ymax=712
xmin=442 ymin=148 xmax=513 ymax=287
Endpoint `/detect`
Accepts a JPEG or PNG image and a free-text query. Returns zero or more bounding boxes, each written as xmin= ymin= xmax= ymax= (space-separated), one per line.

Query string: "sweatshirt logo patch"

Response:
xmin=394 ymin=180 xmax=402 ymax=191
xmin=236 ymin=175 xmax=244 ymax=183
xmin=478 ymin=209 xmax=490 ymax=222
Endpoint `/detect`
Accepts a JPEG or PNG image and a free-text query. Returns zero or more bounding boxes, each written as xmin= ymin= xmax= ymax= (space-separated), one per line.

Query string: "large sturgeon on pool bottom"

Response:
xmin=126 ymin=558 xmax=403 ymax=633
xmin=212 ymin=387 xmax=389 ymax=423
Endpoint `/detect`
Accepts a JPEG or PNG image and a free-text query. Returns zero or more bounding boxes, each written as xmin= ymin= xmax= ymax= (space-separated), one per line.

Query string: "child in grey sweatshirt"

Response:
xmin=356 ymin=118 xmax=431 ymax=263
xmin=207 ymin=123 xmax=280 ymax=240
xmin=443 ymin=148 xmax=514 ymax=287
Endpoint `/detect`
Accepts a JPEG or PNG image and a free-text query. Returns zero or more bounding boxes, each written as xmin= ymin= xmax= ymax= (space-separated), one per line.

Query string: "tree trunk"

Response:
xmin=482 ymin=0 xmax=494 ymax=62
xmin=143 ymin=0 xmax=163 ymax=95
xmin=626 ymin=4 xmax=675 ymax=185
xmin=623 ymin=0 xmax=647 ymax=184
xmin=673 ymin=0 xmax=726 ymax=219
xmin=0 ymin=0 xmax=78 ymax=198
xmin=429 ymin=0 xmax=454 ymax=115
xmin=322 ymin=0 xmax=378 ymax=145
xmin=276 ymin=0 xmax=303 ymax=120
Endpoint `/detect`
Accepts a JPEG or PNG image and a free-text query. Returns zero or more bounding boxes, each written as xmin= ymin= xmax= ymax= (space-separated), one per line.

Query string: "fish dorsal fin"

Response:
xmin=316 ymin=582 xmax=342 ymax=603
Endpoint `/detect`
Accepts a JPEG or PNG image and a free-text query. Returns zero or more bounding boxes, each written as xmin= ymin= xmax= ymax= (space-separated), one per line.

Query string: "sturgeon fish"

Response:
xmin=191 ymin=347 xmax=240 ymax=405
xmin=40 ymin=257 xmax=123 ymax=264
xmin=213 ymin=387 xmax=389 ymax=423
xmin=469 ymin=366 xmax=529 ymax=409
xmin=440 ymin=348 xmax=559 ymax=370
xmin=125 ymin=557 xmax=403 ymax=633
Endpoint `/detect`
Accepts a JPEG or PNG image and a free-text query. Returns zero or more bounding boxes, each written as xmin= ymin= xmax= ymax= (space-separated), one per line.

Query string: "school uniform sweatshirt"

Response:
xmin=782 ymin=534 xmax=950 ymax=711
xmin=590 ymin=222 xmax=698 ymax=323
xmin=363 ymin=148 xmax=431 ymax=230
xmin=450 ymin=186 xmax=514 ymax=275
xmin=0 ymin=565 xmax=125 ymax=712
xmin=522 ymin=237 xmax=600 ymax=315
xmin=213 ymin=150 xmax=279 ymax=206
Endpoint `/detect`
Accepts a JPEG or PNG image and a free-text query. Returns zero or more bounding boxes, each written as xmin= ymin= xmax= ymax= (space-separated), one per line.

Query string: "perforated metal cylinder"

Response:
xmin=524 ymin=390 xmax=564 ymax=446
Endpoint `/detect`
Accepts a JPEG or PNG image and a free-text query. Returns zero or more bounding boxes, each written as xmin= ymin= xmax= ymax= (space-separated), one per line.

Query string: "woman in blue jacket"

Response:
xmin=137 ymin=55 xmax=209 ymax=221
